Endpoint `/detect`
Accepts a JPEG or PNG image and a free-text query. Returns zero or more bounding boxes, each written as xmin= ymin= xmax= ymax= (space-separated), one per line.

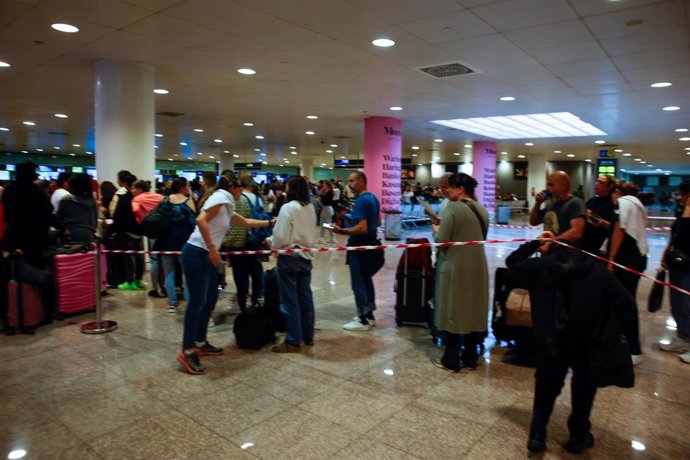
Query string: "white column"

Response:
xmin=527 ymin=153 xmax=547 ymax=209
xmin=300 ymin=159 xmax=314 ymax=180
xmin=219 ymin=152 xmax=234 ymax=175
xmin=95 ymin=60 xmax=155 ymax=184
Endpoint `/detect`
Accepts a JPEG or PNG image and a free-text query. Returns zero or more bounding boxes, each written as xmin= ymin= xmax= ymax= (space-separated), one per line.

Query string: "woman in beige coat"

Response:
xmin=433 ymin=173 xmax=489 ymax=373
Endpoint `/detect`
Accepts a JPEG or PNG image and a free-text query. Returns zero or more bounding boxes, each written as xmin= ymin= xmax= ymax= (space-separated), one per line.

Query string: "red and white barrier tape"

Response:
xmin=489 ymin=223 xmax=672 ymax=232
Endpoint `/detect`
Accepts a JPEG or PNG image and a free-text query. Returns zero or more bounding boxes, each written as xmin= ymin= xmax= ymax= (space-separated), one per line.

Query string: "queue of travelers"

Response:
xmin=0 ymin=160 xmax=688 ymax=456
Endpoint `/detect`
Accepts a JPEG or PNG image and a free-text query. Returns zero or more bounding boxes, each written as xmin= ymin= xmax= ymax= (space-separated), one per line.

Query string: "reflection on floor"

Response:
xmin=1 ymin=225 xmax=688 ymax=459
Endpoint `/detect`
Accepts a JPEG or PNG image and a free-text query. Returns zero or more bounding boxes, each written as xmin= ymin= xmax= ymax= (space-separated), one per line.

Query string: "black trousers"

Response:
xmin=228 ymin=248 xmax=264 ymax=309
xmin=441 ymin=331 xmax=484 ymax=371
xmin=118 ymin=233 xmax=144 ymax=283
xmin=531 ymin=344 xmax=597 ymax=440
xmin=614 ymin=251 xmax=647 ymax=355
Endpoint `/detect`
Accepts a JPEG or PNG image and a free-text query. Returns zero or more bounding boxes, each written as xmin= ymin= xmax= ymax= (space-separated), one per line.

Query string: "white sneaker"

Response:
xmin=679 ymin=351 xmax=690 ymax=364
xmin=168 ymin=305 xmax=179 ymax=314
xmin=343 ymin=318 xmax=374 ymax=331
xmin=631 ymin=354 xmax=643 ymax=366
xmin=352 ymin=316 xmax=375 ymax=326
xmin=659 ymin=337 xmax=690 ymax=353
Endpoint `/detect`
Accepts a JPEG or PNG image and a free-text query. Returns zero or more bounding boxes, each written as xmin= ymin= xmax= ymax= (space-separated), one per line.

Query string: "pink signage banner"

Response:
xmin=472 ymin=141 xmax=497 ymax=222
xmin=364 ymin=116 xmax=402 ymax=212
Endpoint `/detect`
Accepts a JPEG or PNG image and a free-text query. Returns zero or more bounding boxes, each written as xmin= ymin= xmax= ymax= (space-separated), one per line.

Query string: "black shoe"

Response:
xmin=564 ymin=432 xmax=595 ymax=454
xmin=160 ymin=287 xmax=168 ymax=297
xmin=527 ymin=432 xmax=546 ymax=453
xmin=433 ymin=359 xmax=459 ymax=373
xmin=148 ymin=290 xmax=163 ymax=298
xmin=195 ymin=341 xmax=224 ymax=356
xmin=176 ymin=351 xmax=206 ymax=375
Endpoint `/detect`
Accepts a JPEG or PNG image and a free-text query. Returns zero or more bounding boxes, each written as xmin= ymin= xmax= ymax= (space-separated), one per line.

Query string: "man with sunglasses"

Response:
xmin=529 ymin=171 xmax=586 ymax=244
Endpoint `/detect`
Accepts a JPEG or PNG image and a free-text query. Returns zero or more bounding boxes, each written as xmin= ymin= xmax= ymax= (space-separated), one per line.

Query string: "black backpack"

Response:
xmin=140 ymin=198 xmax=173 ymax=239
xmin=263 ymin=268 xmax=286 ymax=333
xmin=233 ymin=305 xmax=275 ymax=350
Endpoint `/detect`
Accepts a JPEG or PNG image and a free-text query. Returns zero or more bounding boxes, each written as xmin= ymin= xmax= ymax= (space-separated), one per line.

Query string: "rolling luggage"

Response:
xmin=492 ymin=267 xmax=536 ymax=363
xmin=6 ymin=257 xmax=45 ymax=335
xmin=263 ymin=267 xmax=286 ymax=333
xmin=233 ymin=305 xmax=276 ymax=350
xmin=394 ymin=237 xmax=433 ymax=326
xmin=53 ymin=249 xmax=106 ymax=316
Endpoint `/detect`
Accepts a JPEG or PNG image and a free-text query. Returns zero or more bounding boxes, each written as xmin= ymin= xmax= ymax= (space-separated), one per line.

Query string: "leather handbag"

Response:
xmin=647 ymin=269 xmax=666 ymax=313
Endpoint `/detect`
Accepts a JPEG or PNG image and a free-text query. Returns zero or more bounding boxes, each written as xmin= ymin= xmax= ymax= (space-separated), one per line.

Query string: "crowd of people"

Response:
xmin=0 ymin=160 xmax=688 ymax=456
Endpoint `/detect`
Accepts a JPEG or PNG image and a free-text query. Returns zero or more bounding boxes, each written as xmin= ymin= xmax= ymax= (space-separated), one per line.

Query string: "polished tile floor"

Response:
xmin=1 ymin=221 xmax=688 ymax=459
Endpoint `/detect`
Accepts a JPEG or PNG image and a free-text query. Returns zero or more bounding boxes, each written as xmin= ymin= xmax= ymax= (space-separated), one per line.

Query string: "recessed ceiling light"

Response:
xmin=232 ymin=154 xmax=239 ymax=158
xmin=500 ymin=151 xmax=508 ymax=155
xmin=675 ymin=128 xmax=688 ymax=132
xmin=525 ymin=142 xmax=534 ymax=146
xmin=154 ymin=145 xmax=159 ymax=149
xmin=305 ymin=131 xmax=315 ymax=135
xmin=153 ymin=88 xmax=169 ymax=95
xmin=517 ymin=154 xmax=526 ymax=158
xmin=656 ymin=168 xmax=663 ymax=171
xmin=279 ymin=164 xmax=284 ymax=167
xmin=433 ymin=139 xmax=443 ymax=143
xmin=389 ymin=106 xmax=403 ymax=111
xmin=20 ymin=150 xmax=28 ymax=153
xmin=647 ymin=164 xmax=653 ymax=167
xmin=623 ymin=153 xmax=631 ymax=157
xmin=635 ymin=158 xmax=642 ymax=161
xmin=255 ymin=135 xmax=264 ymax=139
xmin=214 ymin=139 xmax=222 ymax=143
xmin=0 ymin=127 xmax=9 ymax=131
xmin=453 ymin=152 xmax=460 ymax=156
xmin=262 ymin=161 xmax=267 ymax=164
xmin=36 ymin=148 xmax=43 ymax=152
xmin=155 ymin=133 xmax=163 ymax=137
xmin=0 ymin=60 xmax=10 ymax=67
xmin=179 ymin=142 xmax=188 ymax=146
xmin=411 ymin=146 xmax=419 ymax=150
xmin=22 ymin=121 xmax=35 ymax=126
xmin=53 ymin=146 xmax=60 ymax=150
xmin=72 ymin=144 xmax=80 ymax=147
xmin=595 ymin=140 xmax=606 ymax=144
xmin=260 ymin=153 xmax=266 ymax=157
xmin=326 ymin=149 xmax=333 ymax=153
xmin=663 ymin=106 xmax=680 ymax=111
xmin=330 ymin=144 xmax=338 ymax=148
xmin=168 ymin=158 xmax=173 ymax=161
xmin=306 ymin=115 xmax=319 ymax=119
xmin=193 ymin=128 xmax=203 ymax=132
xmin=237 ymin=68 xmax=256 ymax=75
xmin=499 ymin=96 xmax=516 ymax=101
xmin=68 ymin=153 xmax=75 ymax=156
xmin=411 ymin=153 xmax=418 ymax=157
xmin=640 ymin=161 xmax=647 ymax=164
xmin=254 ymin=148 xmax=261 ymax=152
xmin=51 ymin=23 xmax=79 ymax=33
xmin=567 ymin=154 xmax=575 ymax=158
xmin=686 ymin=147 xmax=690 ymax=150
xmin=553 ymin=150 xmax=561 ymax=153
xmin=291 ymin=151 xmax=298 ymax=155
xmin=196 ymin=152 xmax=203 ymax=155
xmin=679 ymin=137 xmax=690 ymax=141
xmin=650 ymin=82 xmax=672 ymax=88
xmin=243 ymin=122 xmax=254 ymax=127
xmin=432 ymin=112 xmax=606 ymax=139
xmin=614 ymin=149 xmax=623 ymax=152
xmin=54 ymin=113 xmax=68 ymax=118
xmin=209 ymin=155 xmax=215 ymax=159
xmin=372 ymin=38 xmax=395 ymax=48
xmin=289 ymin=146 xmax=296 ymax=149
xmin=585 ymin=159 xmax=592 ymax=162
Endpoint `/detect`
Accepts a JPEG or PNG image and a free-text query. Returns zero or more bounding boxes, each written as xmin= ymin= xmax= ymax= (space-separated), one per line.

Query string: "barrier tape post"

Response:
xmin=81 ymin=245 xmax=118 ymax=334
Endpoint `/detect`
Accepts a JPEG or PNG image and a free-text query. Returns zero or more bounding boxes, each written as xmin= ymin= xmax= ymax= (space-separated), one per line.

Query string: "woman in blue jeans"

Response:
xmin=270 ymin=176 xmax=316 ymax=353
xmin=177 ymin=174 xmax=274 ymax=375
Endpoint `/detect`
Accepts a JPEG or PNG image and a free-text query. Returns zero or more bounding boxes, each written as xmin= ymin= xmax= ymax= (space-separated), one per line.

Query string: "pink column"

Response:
xmin=364 ymin=116 xmax=402 ymax=212
xmin=472 ymin=141 xmax=497 ymax=222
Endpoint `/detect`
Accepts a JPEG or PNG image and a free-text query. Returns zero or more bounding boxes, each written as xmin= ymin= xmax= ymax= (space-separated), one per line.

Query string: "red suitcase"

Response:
xmin=54 ymin=250 xmax=105 ymax=316
xmin=7 ymin=280 xmax=45 ymax=334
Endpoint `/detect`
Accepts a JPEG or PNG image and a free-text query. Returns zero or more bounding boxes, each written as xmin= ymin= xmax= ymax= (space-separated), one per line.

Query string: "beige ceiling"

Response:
xmin=1 ymin=0 xmax=690 ymax=174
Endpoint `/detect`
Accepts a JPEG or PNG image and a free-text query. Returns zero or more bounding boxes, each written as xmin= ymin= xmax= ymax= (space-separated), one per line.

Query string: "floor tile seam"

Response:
xmin=615 ymin=386 xmax=690 ymax=410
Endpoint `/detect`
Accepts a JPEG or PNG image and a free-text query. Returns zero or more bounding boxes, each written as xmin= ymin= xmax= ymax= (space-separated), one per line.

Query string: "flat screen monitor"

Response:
xmin=86 ymin=168 xmax=96 ymax=179
xmin=181 ymin=171 xmax=197 ymax=181
xmin=5 ymin=164 xmax=15 ymax=171
xmin=72 ymin=166 xmax=83 ymax=173
xmin=0 ymin=171 xmax=10 ymax=180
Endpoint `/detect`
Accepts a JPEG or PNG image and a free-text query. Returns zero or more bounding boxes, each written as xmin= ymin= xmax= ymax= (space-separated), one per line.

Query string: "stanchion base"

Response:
xmin=80 ymin=320 xmax=118 ymax=335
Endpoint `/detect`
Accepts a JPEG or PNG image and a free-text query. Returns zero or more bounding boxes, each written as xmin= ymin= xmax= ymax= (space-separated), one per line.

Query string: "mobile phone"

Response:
xmin=322 ymin=223 xmax=334 ymax=229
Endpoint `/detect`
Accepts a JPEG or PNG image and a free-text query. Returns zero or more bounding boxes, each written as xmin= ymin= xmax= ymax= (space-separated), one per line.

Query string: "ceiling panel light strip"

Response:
xmin=431 ymin=112 xmax=606 ymax=139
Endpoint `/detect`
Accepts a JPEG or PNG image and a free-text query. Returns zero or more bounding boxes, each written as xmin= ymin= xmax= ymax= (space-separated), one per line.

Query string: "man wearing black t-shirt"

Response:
xmin=529 ymin=171 xmax=585 ymax=244
xmin=581 ymin=176 xmax=616 ymax=253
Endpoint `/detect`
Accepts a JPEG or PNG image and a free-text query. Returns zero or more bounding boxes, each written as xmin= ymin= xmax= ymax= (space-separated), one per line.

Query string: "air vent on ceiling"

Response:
xmin=156 ymin=111 xmax=185 ymax=117
xmin=418 ymin=62 xmax=475 ymax=78
xmin=49 ymin=131 xmax=68 ymax=136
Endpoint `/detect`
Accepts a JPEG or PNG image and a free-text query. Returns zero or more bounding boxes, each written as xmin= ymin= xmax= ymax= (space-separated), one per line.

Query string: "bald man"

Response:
xmin=529 ymin=171 xmax=586 ymax=244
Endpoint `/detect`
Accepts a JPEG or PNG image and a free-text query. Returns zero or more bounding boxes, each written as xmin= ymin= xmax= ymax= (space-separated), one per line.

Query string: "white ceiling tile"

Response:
xmin=471 ymin=0 xmax=577 ymax=32
xmin=457 ymin=0 xmax=504 ymax=7
xmin=14 ymin=0 xmax=152 ymax=29
xmin=69 ymin=30 xmax=181 ymax=62
xmin=570 ymin=0 xmax=674 ymax=17
xmin=343 ymin=0 xmax=464 ymax=25
xmin=584 ymin=0 xmax=685 ymax=40
xmin=119 ymin=0 xmax=184 ymax=11
xmin=562 ymin=72 xmax=627 ymax=88
xmin=621 ymin=63 xmax=690 ymax=83
xmin=613 ymin=47 xmax=690 ymax=72
xmin=189 ymin=34 xmax=276 ymax=63
xmin=546 ymin=58 xmax=618 ymax=78
xmin=0 ymin=1 xmax=33 ymax=28
xmin=464 ymin=52 xmax=554 ymax=82
xmin=504 ymin=20 xmax=594 ymax=50
xmin=575 ymin=83 xmax=634 ymax=96
xmin=600 ymin=26 xmax=687 ymax=57
xmin=437 ymin=33 xmax=523 ymax=59
xmin=530 ymin=41 xmax=606 ymax=65
xmin=398 ymin=10 xmax=494 ymax=44
xmin=124 ymin=13 xmax=219 ymax=48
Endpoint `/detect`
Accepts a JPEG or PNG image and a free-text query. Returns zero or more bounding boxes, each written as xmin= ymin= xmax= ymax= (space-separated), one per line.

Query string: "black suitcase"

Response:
xmin=233 ymin=305 xmax=275 ymax=350
xmin=395 ymin=243 xmax=433 ymax=327
xmin=492 ymin=267 xmax=536 ymax=363
xmin=263 ymin=267 xmax=285 ymax=333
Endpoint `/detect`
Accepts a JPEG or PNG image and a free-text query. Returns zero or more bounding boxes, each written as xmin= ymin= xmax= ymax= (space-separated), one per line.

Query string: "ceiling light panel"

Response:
xmin=431 ymin=112 xmax=606 ymax=139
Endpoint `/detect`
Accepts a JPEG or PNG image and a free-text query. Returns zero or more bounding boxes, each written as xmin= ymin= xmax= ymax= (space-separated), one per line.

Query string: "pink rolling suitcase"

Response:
xmin=7 ymin=279 xmax=45 ymax=334
xmin=53 ymin=249 xmax=106 ymax=316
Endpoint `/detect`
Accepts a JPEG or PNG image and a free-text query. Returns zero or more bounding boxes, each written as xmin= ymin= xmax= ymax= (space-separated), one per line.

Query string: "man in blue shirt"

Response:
xmin=333 ymin=171 xmax=381 ymax=331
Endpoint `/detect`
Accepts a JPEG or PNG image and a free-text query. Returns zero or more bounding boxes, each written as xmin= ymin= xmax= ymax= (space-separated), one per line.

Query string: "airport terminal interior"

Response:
xmin=1 ymin=0 xmax=690 ymax=459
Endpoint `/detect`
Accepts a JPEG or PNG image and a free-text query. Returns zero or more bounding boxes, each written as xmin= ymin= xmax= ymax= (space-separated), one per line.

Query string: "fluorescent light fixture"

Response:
xmin=320 ymin=162 xmax=327 ymax=166
xmin=237 ymin=68 xmax=256 ymax=75
xmin=168 ymin=158 xmax=173 ymax=161
xmin=153 ymin=88 xmax=169 ymax=94
xmin=36 ymin=148 xmax=43 ymax=152
xmin=0 ymin=127 xmax=9 ymax=131
xmin=623 ymin=153 xmax=631 ymax=157
xmin=383 ymin=369 xmax=394 ymax=376
xmin=53 ymin=146 xmax=60 ymax=150
xmin=585 ymin=159 xmax=592 ymax=162
xmin=553 ymin=150 xmax=561 ymax=153
xmin=411 ymin=146 xmax=419 ymax=150
xmin=500 ymin=151 xmax=508 ymax=155
xmin=433 ymin=138 xmax=443 ymax=143
xmin=232 ymin=154 xmax=239 ymax=158
xmin=51 ymin=23 xmax=79 ymax=33
xmin=595 ymin=140 xmax=606 ymax=144
xmin=656 ymin=168 xmax=662 ymax=171
xmin=431 ymin=112 xmax=606 ymax=139
xmin=525 ymin=142 xmax=534 ymax=146
xmin=209 ymin=155 xmax=215 ymax=159
xmin=214 ymin=139 xmax=222 ymax=143
xmin=22 ymin=121 xmax=35 ymax=126
xmin=240 ymin=442 xmax=254 ymax=450
xmin=372 ymin=38 xmax=395 ymax=47
xmin=635 ymin=158 xmax=641 ymax=161
xmin=464 ymin=144 xmax=472 ymax=148
xmin=389 ymin=106 xmax=403 ymax=111
xmin=8 ymin=449 xmax=27 ymax=459
xmin=663 ymin=106 xmax=680 ymax=111
xmin=650 ymin=82 xmax=671 ymax=88
xmin=614 ymin=149 xmax=623 ymax=152
xmin=196 ymin=152 xmax=203 ymax=155
xmin=260 ymin=153 xmax=266 ymax=157
xmin=72 ymin=144 xmax=80 ymax=147
xmin=54 ymin=113 xmax=68 ymax=118
xmin=243 ymin=122 xmax=254 ymax=127
xmin=517 ymin=154 xmax=525 ymax=158
xmin=679 ymin=137 xmax=690 ymax=141
xmin=411 ymin=153 xmax=418 ymax=157
xmin=631 ymin=440 xmax=646 ymax=451
xmin=567 ymin=154 xmax=575 ymax=158
xmin=453 ymin=152 xmax=460 ymax=156
xmin=306 ymin=115 xmax=318 ymax=119
xmin=330 ymin=144 xmax=338 ymax=147
xmin=291 ymin=151 xmax=298 ymax=155
xmin=254 ymin=148 xmax=261 ymax=152
xmin=179 ymin=142 xmax=188 ymax=146
xmin=262 ymin=161 xmax=267 ymax=164
xmin=255 ymin=135 xmax=264 ymax=139
xmin=86 ymin=151 xmax=93 ymax=155
xmin=675 ymin=128 xmax=688 ymax=132
xmin=68 ymin=153 xmax=75 ymax=156
xmin=326 ymin=149 xmax=333 ymax=153
xmin=640 ymin=161 xmax=646 ymax=164
xmin=0 ymin=60 xmax=10 ymax=67
xmin=20 ymin=150 xmax=27 ymax=153
xmin=305 ymin=131 xmax=315 ymax=135
xmin=155 ymin=133 xmax=163 ymax=137
xmin=193 ymin=128 xmax=203 ymax=132
xmin=499 ymin=96 xmax=516 ymax=101
xmin=289 ymin=146 xmax=296 ymax=149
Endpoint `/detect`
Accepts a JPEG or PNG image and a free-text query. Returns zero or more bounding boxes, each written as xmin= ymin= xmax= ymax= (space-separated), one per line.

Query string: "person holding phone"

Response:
xmin=529 ymin=171 xmax=586 ymax=244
